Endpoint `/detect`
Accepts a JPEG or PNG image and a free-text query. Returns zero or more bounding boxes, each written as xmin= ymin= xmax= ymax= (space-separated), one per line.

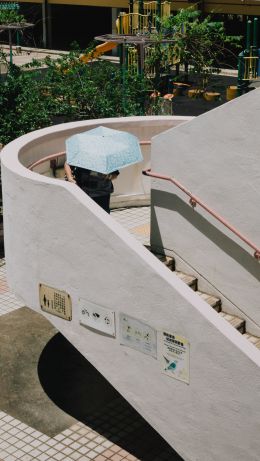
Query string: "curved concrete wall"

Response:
xmin=151 ymin=90 xmax=260 ymax=329
xmin=1 ymin=117 xmax=260 ymax=461
xmin=19 ymin=116 xmax=193 ymax=207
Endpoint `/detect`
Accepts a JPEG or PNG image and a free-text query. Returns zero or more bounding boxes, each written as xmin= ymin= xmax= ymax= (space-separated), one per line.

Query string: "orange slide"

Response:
xmin=80 ymin=42 xmax=117 ymax=64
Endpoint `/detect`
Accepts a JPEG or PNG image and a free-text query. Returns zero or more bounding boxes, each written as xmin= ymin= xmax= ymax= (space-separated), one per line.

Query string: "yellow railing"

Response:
xmin=118 ymin=12 xmax=149 ymax=34
xmin=117 ymin=1 xmax=171 ymax=35
xmin=133 ymin=0 xmax=171 ymax=18
xmin=243 ymin=56 xmax=258 ymax=80
xmin=127 ymin=46 xmax=139 ymax=73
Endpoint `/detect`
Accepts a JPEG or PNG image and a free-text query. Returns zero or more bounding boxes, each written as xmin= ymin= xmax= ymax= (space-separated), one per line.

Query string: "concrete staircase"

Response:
xmin=152 ymin=250 xmax=260 ymax=350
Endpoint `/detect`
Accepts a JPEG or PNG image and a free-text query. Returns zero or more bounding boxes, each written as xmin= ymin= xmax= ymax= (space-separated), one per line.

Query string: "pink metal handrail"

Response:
xmin=28 ymin=140 xmax=151 ymax=171
xmin=143 ymin=168 xmax=260 ymax=261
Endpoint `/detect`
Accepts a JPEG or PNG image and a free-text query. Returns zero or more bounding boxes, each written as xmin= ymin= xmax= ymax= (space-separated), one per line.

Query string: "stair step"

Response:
xmin=154 ymin=253 xmax=175 ymax=270
xmin=196 ymin=291 xmax=222 ymax=312
xmin=243 ymin=333 xmax=260 ymax=349
xmin=219 ymin=311 xmax=246 ymax=333
xmin=175 ymin=271 xmax=198 ymax=291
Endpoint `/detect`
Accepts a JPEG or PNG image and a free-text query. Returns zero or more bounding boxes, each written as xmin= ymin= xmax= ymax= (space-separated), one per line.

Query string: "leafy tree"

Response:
xmin=0 ymin=49 xmax=151 ymax=145
xmin=0 ymin=9 xmax=26 ymax=25
xmin=149 ymin=8 xmax=241 ymax=90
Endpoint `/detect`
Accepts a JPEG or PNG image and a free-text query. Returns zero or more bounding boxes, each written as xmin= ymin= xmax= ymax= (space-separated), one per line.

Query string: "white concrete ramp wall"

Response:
xmin=17 ymin=116 xmax=192 ymax=207
xmin=1 ymin=117 xmax=260 ymax=461
xmin=151 ymin=90 xmax=260 ymax=328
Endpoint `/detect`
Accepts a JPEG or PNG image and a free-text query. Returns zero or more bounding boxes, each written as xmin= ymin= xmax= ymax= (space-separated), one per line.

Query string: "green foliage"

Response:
xmin=0 ymin=9 xmax=25 ymax=25
xmin=0 ymin=50 xmax=150 ymax=145
xmin=150 ymin=8 xmax=242 ymax=89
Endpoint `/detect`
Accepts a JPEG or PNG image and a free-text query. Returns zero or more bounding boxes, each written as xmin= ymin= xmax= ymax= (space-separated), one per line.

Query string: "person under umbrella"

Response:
xmin=65 ymin=126 xmax=143 ymax=214
xmin=64 ymin=162 xmax=119 ymax=214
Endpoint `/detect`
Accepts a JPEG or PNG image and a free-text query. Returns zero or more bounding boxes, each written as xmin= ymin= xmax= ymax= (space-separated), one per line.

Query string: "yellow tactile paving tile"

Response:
xmin=129 ymin=223 xmax=150 ymax=236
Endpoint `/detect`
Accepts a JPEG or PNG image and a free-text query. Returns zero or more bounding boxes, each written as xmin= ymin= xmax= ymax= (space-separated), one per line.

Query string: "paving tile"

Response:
xmin=20 ymin=455 xmax=34 ymax=461
xmin=21 ymin=444 xmax=33 ymax=454
xmin=70 ymin=452 xmax=82 ymax=460
xmin=0 ymin=440 xmax=9 ymax=449
xmin=78 ymin=446 xmax=90 ymax=455
xmin=38 ymin=443 xmax=50 ymax=452
xmin=101 ymin=441 xmax=113 ymax=449
xmin=110 ymin=445 xmax=121 ymax=453
xmin=53 ymin=452 xmax=66 ymax=460
xmin=101 ymin=449 xmax=114 ymax=458
xmin=54 ymin=433 xmax=66 ymax=442
xmin=69 ymin=433 xmax=81 ymax=441
xmin=46 ymin=447 xmax=58 ymax=456
xmin=70 ymin=442 xmax=81 ymax=450
xmin=29 ymin=448 xmax=42 ymax=457
xmin=93 ymin=445 xmax=105 ymax=454
xmin=87 ymin=451 xmax=98 ymax=460
xmin=86 ymin=441 xmax=97 ymax=449
xmin=37 ymin=453 xmax=49 ymax=461
xmin=38 ymin=434 xmax=50 ymax=443
xmin=62 ymin=447 xmax=74 ymax=455
xmin=77 ymin=436 xmax=88 ymax=445
xmin=47 ymin=438 xmax=57 ymax=447
xmin=6 ymin=446 xmax=17 ymax=454
xmin=4 ymin=455 xmax=16 ymax=461
xmin=53 ymin=442 xmax=66 ymax=451
xmin=12 ymin=449 xmax=25 ymax=458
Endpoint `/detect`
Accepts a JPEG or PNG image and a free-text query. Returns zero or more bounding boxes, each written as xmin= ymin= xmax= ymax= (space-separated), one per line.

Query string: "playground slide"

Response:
xmin=80 ymin=42 xmax=117 ymax=64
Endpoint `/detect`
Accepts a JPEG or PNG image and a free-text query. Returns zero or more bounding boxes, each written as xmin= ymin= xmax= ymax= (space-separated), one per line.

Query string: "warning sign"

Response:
xmin=161 ymin=331 xmax=189 ymax=384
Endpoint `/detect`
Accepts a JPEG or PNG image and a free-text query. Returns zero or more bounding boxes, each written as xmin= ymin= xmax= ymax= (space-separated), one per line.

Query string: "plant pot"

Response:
xmin=188 ymin=88 xmax=204 ymax=98
xmin=172 ymin=82 xmax=191 ymax=96
xmin=203 ymin=91 xmax=221 ymax=102
xmin=226 ymin=86 xmax=238 ymax=101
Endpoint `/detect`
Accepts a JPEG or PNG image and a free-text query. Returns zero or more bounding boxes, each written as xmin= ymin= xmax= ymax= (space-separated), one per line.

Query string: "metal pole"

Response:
xmin=121 ymin=40 xmax=127 ymax=114
xmin=8 ymin=29 xmax=13 ymax=64
xmin=246 ymin=19 xmax=251 ymax=53
xmin=156 ymin=0 xmax=161 ymax=18
xmin=139 ymin=0 xmax=144 ymax=15
xmin=253 ymin=17 xmax=258 ymax=49
xmin=42 ymin=0 xmax=47 ymax=48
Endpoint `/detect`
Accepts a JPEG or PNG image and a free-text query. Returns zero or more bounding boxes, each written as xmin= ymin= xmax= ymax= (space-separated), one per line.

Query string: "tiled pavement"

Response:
xmin=0 ymin=207 xmax=183 ymax=461
xmin=0 ymin=260 xmax=24 ymax=316
xmin=111 ymin=207 xmax=150 ymax=246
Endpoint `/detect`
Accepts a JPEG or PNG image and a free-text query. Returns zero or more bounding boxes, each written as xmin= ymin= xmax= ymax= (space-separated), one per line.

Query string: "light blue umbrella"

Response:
xmin=66 ymin=126 xmax=143 ymax=174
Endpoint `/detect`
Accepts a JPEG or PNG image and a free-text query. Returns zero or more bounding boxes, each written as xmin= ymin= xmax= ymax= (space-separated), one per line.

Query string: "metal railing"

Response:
xmin=143 ymin=168 xmax=260 ymax=260
xmin=27 ymin=140 xmax=151 ymax=171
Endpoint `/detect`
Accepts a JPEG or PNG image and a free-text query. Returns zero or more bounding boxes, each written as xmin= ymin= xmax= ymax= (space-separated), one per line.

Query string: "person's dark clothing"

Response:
xmin=69 ymin=166 xmax=119 ymax=213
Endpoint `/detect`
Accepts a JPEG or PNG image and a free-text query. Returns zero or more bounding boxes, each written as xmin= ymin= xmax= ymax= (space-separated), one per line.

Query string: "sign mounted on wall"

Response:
xmin=160 ymin=331 xmax=190 ymax=384
xmin=119 ymin=313 xmax=157 ymax=358
xmin=79 ymin=299 xmax=116 ymax=337
xmin=39 ymin=283 xmax=72 ymax=321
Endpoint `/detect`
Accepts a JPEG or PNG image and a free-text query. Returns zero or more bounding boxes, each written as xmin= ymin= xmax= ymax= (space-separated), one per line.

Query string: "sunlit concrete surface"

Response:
xmin=0 ymin=208 xmax=183 ymax=461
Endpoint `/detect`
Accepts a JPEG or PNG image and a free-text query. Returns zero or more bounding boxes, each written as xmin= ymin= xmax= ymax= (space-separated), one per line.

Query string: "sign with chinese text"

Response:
xmin=161 ymin=331 xmax=189 ymax=384
xmin=39 ymin=284 xmax=72 ymax=321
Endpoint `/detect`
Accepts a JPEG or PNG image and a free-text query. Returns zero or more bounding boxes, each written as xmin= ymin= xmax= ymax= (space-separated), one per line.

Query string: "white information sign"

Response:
xmin=161 ymin=331 xmax=190 ymax=384
xmin=119 ymin=313 xmax=157 ymax=358
xmin=79 ymin=299 xmax=116 ymax=337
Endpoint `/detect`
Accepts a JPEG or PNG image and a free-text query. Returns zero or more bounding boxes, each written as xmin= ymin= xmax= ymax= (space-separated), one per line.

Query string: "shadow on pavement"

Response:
xmin=38 ymin=332 xmax=184 ymax=461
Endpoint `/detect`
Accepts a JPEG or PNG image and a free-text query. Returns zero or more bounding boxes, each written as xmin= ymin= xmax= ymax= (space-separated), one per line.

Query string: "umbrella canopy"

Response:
xmin=66 ymin=126 xmax=143 ymax=174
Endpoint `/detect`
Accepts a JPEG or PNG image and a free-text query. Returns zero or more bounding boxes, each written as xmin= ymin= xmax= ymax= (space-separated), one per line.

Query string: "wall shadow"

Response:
xmin=151 ymin=190 xmax=260 ymax=281
xmin=38 ymin=332 xmax=183 ymax=461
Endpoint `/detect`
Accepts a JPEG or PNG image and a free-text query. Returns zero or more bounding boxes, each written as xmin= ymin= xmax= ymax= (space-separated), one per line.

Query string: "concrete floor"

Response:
xmin=0 ymin=207 xmax=184 ymax=461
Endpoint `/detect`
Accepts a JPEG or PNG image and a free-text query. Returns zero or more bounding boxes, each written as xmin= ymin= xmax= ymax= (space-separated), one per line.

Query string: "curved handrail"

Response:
xmin=143 ymin=168 xmax=260 ymax=261
xmin=28 ymin=140 xmax=151 ymax=171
